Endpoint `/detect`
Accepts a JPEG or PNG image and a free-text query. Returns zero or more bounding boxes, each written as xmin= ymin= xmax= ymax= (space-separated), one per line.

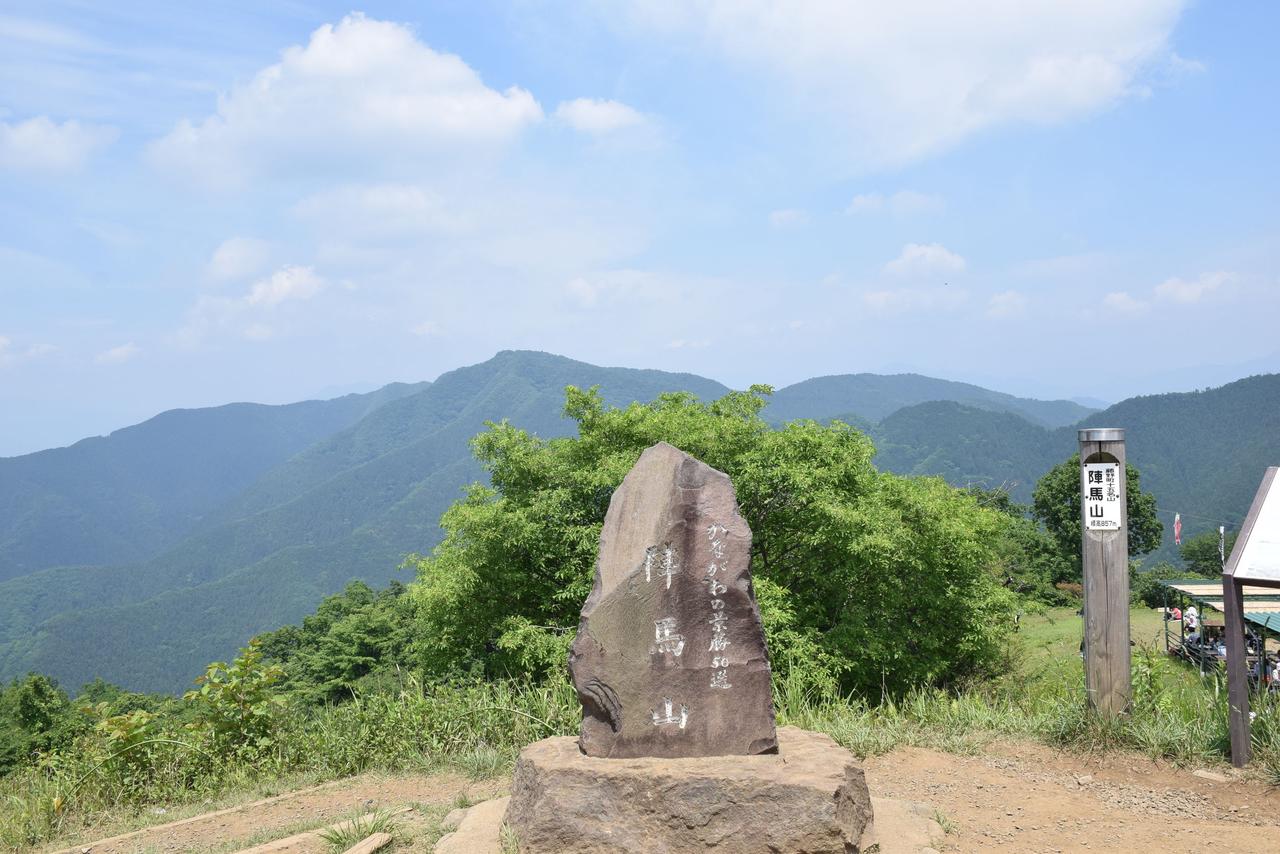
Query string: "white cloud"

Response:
xmin=668 ymin=338 xmax=711 ymax=349
xmin=246 ymin=265 xmax=323 ymax=308
xmin=149 ymin=14 xmax=543 ymax=184
xmin=411 ymin=320 xmax=440 ymax=337
xmin=846 ymin=190 xmax=944 ymax=216
xmin=845 ymin=193 xmax=884 ymax=214
xmin=566 ymin=277 xmax=601 ymax=307
xmin=293 ymin=184 xmax=466 ymax=236
xmin=622 ymin=1 xmax=1190 ymax=166
xmin=95 ymin=342 xmax=140 ymax=364
xmin=242 ymin=323 xmax=273 ymax=341
xmin=987 ymin=290 xmax=1029 ymax=318
xmin=1102 ymin=291 xmax=1148 ymax=314
xmin=565 ymin=270 xmax=670 ymax=308
xmin=1154 ymin=271 xmax=1233 ymax=304
xmin=179 ymin=265 xmax=324 ymax=345
xmin=862 ymin=286 xmax=968 ymax=314
xmin=0 ymin=336 xmax=54 ymax=368
xmin=0 ymin=116 xmax=116 ymax=174
xmin=884 ymin=243 xmax=966 ymax=277
xmin=768 ymin=208 xmax=808 ymax=228
xmin=554 ymin=98 xmax=647 ymax=133
xmin=207 ymin=237 xmax=271 ymax=280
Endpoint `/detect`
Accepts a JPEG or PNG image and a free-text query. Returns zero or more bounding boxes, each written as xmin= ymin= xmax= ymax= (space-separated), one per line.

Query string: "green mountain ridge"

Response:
xmin=0 ymin=382 xmax=428 ymax=578
xmin=867 ymin=374 xmax=1280 ymax=563
xmin=0 ymin=351 xmax=731 ymax=691
xmin=764 ymin=372 xmax=1095 ymax=428
xmin=2 ymin=351 xmax=1274 ymax=694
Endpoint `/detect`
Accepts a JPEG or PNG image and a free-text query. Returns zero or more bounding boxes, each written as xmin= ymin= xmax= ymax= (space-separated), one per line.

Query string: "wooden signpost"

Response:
xmin=1079 ymin=428 xmax=1131 ymax=716
xmin=1223 ymin=467 xmax=1280 ymax=767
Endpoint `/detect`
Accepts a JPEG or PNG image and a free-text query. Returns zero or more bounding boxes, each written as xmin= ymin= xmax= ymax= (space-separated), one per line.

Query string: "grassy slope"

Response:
xmin=3 ymin=605 xmax=1259 ymax=852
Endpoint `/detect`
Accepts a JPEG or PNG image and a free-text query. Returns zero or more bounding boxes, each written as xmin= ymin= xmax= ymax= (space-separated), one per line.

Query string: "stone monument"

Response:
xmin=502 ymin=442 xmax=874 ymax=853
xmin=569 ymin=441 xmax=777 ymax=758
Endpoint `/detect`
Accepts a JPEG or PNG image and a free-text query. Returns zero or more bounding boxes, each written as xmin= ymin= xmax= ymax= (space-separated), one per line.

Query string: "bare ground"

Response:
xmin=863 ymin=740 xmax=1280 ymax=853
xmin=46 ymin=738 xmax=1280 ymax=853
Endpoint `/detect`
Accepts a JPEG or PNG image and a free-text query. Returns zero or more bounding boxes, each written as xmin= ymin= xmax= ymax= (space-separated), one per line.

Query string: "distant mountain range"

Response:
xmin=1 ymin=350 xmax=1275 ymax=693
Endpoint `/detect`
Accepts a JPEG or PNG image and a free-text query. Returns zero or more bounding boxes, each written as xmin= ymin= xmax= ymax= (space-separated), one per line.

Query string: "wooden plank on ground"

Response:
xmin=341 ymin=832 xmax=393 ymax=854
xmin=233 ymin=807 xmax=412 ymax=854
xmin=48 ymin=779 xmax=350 ymax=854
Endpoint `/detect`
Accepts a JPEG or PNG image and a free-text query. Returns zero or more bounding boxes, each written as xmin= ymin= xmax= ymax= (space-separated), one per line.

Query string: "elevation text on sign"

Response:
xmin=1083 ymin=462 xmax=1122 ymax=531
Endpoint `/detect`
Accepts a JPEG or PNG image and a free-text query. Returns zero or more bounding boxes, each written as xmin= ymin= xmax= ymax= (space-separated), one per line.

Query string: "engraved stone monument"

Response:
xmin=569 ymin=441 xmax=777 ymax=758
xmin=503 ymin=443 xmax=874 ymax=853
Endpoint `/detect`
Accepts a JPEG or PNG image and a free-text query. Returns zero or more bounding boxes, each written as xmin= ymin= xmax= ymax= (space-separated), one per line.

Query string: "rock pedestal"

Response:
xmin=505 ymin=726 xmax=873 ymax=854
xmin=570 ymin=442 xmax=776 ymax=758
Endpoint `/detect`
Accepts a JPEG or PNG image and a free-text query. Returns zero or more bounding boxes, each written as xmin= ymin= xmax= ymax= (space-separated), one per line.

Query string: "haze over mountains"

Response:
xmin=2 ymin=350 xmax=1276 ymax=693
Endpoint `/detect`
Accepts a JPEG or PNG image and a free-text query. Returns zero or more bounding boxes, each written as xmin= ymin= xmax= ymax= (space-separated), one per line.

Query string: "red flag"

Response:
xmin=1174 ymin=513 xmax=1182 ymax=546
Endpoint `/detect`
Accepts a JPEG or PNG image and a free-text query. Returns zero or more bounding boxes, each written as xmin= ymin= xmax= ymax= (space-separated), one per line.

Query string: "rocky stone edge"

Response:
xmin=434 ymin=794 xmax=943 ymax=854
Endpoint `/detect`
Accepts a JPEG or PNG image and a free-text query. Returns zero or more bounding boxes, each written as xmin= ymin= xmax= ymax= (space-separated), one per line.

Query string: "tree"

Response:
xmin=1180 ymin=528 xmax=1237 ymax=575
xmin=0 ymin=674 xmax=81 ymax=772
xmin=407 ymin=385 xmax=1016 ymax=698
xmin=1031 ymin=453 xmax=1163 ymax=579
xmin=258 ymin=581 xmax=414 ymax=703
xmin=967 ymin=486 xmax=1076 ymax=600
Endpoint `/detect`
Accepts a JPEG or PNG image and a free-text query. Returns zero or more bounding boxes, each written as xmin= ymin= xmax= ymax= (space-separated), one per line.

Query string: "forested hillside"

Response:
xmin=0 ymin=382 xmax=426 ymax=578
xmin=867 ymin=375 xmax=1280 ymax=563
xmin=765 ymin=372 xmax=1095 ymax=428
xmin=0 ymin=352 xmax=730 ymax=692
xmin=870 ymin=401 xmax=1057 ymax=501
xmin=2 ymin=351 xmax=1276 ymax=694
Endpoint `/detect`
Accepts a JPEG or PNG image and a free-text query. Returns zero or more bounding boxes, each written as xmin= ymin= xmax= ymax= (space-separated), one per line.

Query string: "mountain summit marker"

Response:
xmin=569 ymin=441 xmax=778 ymax=758
xmin=506 ymin=443 xmax=872 ymax=852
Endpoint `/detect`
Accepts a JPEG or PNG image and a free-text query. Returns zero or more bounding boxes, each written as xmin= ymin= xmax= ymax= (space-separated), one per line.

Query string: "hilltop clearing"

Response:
xmin=36 ymin=740 xmax=1280 ymax=854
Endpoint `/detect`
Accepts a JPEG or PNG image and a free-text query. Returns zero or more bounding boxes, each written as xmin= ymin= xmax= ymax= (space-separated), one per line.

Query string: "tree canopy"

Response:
xmin=406 ymin=386 xmax=1017 ymax=698
xmin=1031 ymin=453 xmax=1163 ymax=578
xmin=1180 ymin=528 xmax=1237 ymax=575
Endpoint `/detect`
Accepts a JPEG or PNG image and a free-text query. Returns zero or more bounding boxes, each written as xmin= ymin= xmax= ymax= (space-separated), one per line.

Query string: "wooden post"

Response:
xmin=1220 ymin=467 xmax=1279 ymax=768
xmin=1079 ymin=428 xmax=1131 ymax=715
xmin=1224 ymin=575 xmax=1251 ymax=766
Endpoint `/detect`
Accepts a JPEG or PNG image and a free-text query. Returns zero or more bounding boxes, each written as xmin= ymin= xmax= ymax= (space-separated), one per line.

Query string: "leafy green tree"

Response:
xmin=184 ymin=639 xmax=286 ymax=761
xmin=967 ymin=487 xmax=1076 ymax=601
xmin=0 ymin=674 xmax=82 ymax=772
xmin=1031 ymin=453 xmax=1163 ymax=579
xmin=1180 ymin=528 xmax=1237 ymax=575
xmin=1130 ymin=561 xmax=1211 ymax=608
xmin=407 ymin=386 xmax=1016 ymax=697
xmin=259 ymin=581 xmax=414 ymax=704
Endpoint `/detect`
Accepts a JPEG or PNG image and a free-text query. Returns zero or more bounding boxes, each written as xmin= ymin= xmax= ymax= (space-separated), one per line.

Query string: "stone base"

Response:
xmin=505 ymin=726 xmax=873 ymax=853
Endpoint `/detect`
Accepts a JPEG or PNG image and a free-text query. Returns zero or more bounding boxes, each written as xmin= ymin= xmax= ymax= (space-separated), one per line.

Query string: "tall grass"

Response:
xmin=0 ymin=677 xmax=578 ymax=852
xmin=7 ymin=610 xmax=1280 ymax=852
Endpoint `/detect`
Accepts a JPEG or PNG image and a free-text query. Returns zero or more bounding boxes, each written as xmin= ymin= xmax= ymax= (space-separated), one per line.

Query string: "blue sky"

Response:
xmin=1 ymin=1 xmax=1277 ymax=456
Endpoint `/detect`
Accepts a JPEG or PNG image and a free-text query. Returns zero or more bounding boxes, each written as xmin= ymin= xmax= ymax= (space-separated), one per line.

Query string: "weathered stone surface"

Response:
xmin=505 ymin=726 xmax=872 ymax=853
xmin=570 ymin=441 xmax=776 ymax=758
xmin=433 ymin=797 xmax=509 ymax=854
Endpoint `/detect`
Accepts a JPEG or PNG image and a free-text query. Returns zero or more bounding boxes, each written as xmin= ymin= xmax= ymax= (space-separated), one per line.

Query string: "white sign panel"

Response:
xmin=1082 ymin=462 xmax=1122 ymax=531
xmin=1231 ymin=474 xmax=1280 ymax=582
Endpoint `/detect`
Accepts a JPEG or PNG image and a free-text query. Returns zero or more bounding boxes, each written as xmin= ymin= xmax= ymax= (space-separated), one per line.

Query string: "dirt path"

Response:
xmin=48 ymin=738 xmax=1280 ymax=853
xmin=864 ymin=740 xmax=1280 ymax=853
xmin=47 ymin=773 xmax=501 ymax=854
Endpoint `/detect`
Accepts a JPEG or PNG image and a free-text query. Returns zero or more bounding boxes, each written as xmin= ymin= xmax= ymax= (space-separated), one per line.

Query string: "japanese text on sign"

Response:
xmin=1082 ymin=462 xmax=1122 ymax=531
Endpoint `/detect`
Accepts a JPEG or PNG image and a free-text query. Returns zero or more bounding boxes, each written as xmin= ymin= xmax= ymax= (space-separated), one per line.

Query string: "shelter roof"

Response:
xmin=1157 ymin=579 xmax=1280 ymax=635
